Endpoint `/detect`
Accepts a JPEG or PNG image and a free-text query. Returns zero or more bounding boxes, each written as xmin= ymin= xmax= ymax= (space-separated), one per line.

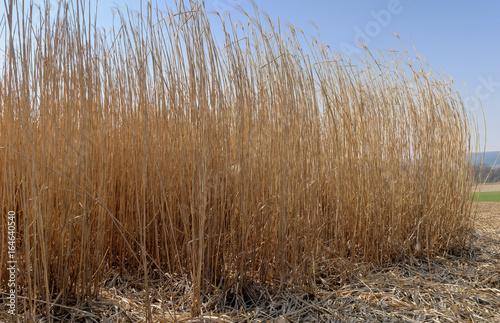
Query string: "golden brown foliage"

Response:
xmin=0 ymin=0 xmax=477 ymax=317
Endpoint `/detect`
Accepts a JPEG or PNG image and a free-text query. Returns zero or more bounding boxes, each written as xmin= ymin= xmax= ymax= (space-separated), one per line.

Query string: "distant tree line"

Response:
xmin=474 ymin=165 xmax=500 ymax=183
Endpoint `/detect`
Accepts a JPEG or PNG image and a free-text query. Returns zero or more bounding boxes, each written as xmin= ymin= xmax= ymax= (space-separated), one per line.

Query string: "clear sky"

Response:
xmin=27 ymin=0 xmax=500 ymax=151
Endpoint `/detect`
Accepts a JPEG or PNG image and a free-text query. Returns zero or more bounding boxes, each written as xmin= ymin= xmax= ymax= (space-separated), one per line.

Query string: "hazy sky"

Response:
xmin=27 ymin=0 xmax=500 ymax=151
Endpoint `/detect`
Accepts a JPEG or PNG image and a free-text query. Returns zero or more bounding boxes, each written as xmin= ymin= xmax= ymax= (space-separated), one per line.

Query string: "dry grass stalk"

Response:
xmin=0 ymin=0 xmax=478 ymax=319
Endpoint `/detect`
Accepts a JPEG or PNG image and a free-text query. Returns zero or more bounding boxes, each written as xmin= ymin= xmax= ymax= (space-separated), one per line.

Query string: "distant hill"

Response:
xmin=473 ymin=151 xmax=500 ymax=168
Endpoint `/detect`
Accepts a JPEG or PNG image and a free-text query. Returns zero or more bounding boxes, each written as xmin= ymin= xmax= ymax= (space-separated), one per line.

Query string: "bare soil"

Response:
xmin=475 ymin=183 xmax=500 ymax=193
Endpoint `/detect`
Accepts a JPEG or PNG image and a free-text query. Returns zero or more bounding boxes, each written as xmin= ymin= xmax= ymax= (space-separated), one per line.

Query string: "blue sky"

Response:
xmin=28 ymin=0 xmax=500 ymax=151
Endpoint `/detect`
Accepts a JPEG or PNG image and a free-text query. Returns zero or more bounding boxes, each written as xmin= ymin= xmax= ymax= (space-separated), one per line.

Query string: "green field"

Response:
xmin=472 ymin=191 xmax=500 ymax=202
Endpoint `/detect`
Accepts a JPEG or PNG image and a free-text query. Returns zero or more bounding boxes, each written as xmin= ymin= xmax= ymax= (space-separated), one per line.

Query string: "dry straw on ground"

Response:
xmin=0 ymin=0 xmax=483 ymax=321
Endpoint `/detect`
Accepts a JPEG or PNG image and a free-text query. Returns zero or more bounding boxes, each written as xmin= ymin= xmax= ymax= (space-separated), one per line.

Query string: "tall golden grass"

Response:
xmin=1 ymin=0 xmax=477 ymax=317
